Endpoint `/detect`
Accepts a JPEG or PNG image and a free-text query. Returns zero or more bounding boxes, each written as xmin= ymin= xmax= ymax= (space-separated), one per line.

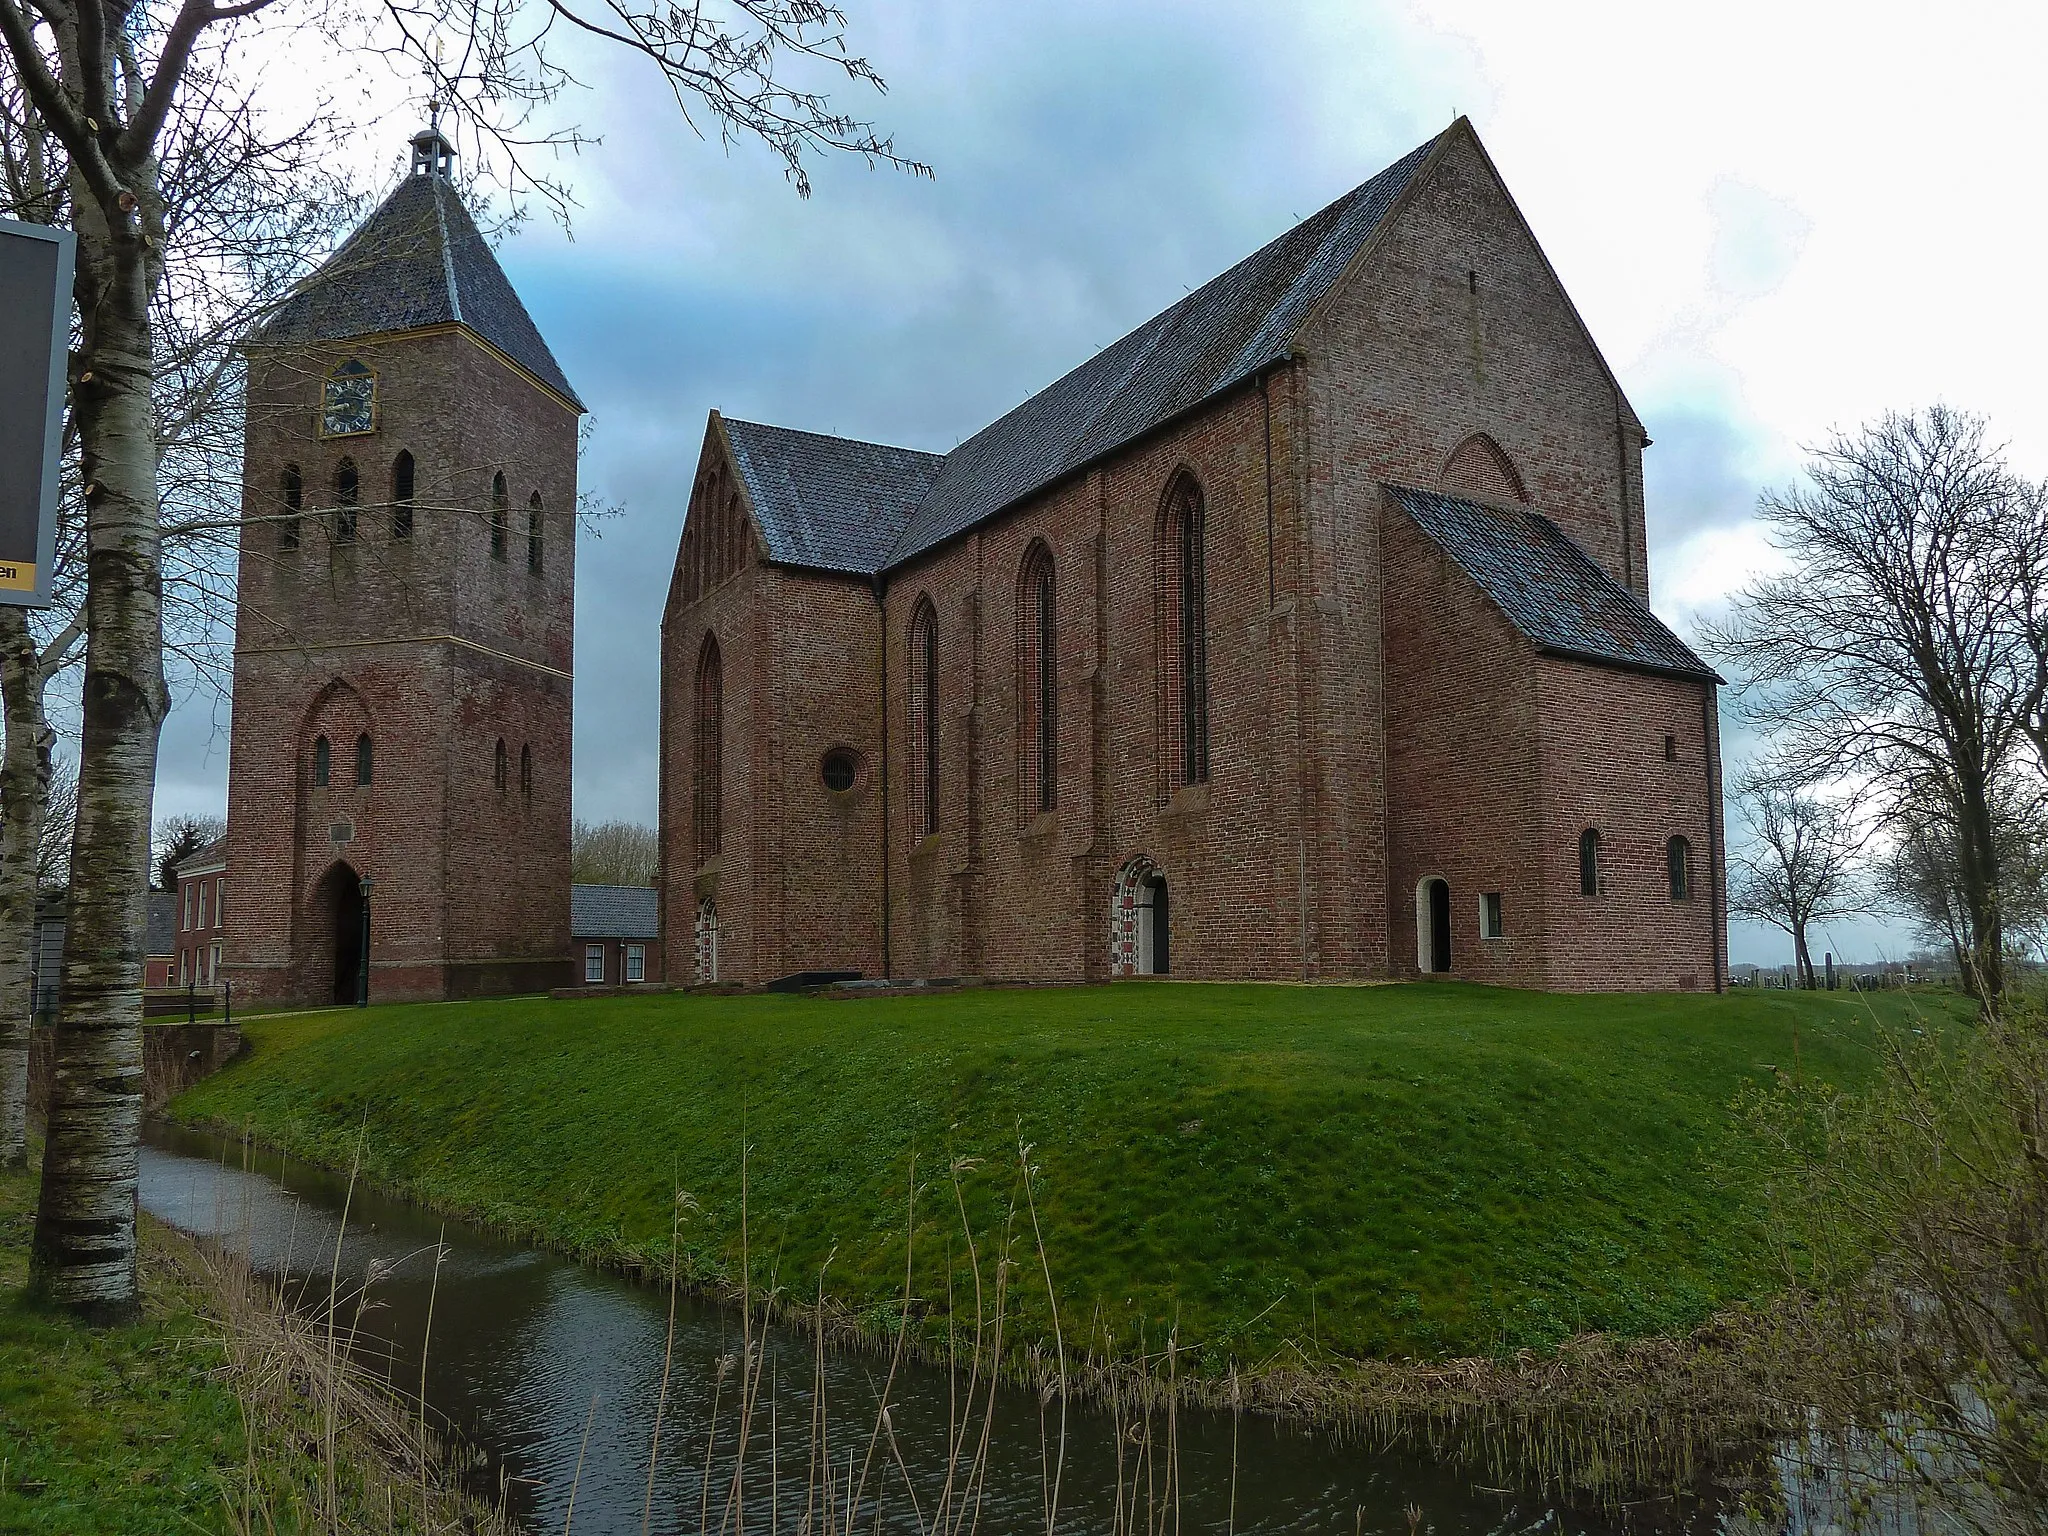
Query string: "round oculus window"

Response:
xmin=820 ymin=748 xmax=861 ymax=793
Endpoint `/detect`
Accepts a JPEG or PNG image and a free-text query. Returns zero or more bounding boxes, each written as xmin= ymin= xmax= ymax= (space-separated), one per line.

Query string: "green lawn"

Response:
xmin=169 ymin=980 xmax=1964 ymax=1368
xmin=0 ymin=1162 xmax=247 ymax=1533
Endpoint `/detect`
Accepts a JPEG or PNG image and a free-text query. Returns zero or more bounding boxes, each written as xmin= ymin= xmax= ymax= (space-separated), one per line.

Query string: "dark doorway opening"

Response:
xmin=1422 ymin=877 xmax=1451 ymax=974
xmin=1143 ymin=875 xmax=1170 ymax=975
xmin=314 ymin=861 xmax=365 ymax=1005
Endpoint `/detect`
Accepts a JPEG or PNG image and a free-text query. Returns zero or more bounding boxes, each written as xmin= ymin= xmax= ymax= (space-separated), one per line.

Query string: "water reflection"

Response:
xmin=139 ymin=1122 xmax=1715 ymax=1534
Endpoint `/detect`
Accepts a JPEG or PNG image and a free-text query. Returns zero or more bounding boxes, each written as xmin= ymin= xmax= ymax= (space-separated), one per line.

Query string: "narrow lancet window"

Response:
xmin=1580 ymin=828 xmax=1602 ymax=897
xmin=279 ymin=463 xmax=302 ymax=550
xmin=1157 ymin=474 xmax=1209 ymax=788
xmin=491 ymin=472 xmax=508 ymax=560
xmin=334 ymin=458 xmax=358 ymax=543
xmin=312 ymin=734 xmax=330 ymax=786
xmin=391 ymin=451 xmax=415 ymax=540
xmin=527 ymin=493 xmax=544 ymax=574
xmin=494 ymin=737 xmax=507 ymax=791
xmin=1668 ymin=835 xmax=1692 ymax=900
xmin=694 ymin=636 xmax=723 ymax=862
xmin=355 ymin=733 xmax=373 ymax=786
xmin=908 ymin=600 xmax=939 ymax=838
xmin=1018 ymin=542 xmax=1058 ymax=814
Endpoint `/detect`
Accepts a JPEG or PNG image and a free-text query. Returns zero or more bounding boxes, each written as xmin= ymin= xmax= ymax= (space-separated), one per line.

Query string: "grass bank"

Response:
xmin=0 ymin=1155 xmax=500 ymax=1533
xmin=170 ymin=980 xmax=1964 ymax=1372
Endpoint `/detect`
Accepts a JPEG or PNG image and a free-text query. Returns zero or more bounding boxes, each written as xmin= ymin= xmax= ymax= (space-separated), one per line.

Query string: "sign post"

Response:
xmin=0 ymin=216 xmax=73 ymax=609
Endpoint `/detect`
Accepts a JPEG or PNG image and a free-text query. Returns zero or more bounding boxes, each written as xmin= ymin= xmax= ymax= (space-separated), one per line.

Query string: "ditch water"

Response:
xmin=140 ymin=1121 xmax=1744 ymax=1535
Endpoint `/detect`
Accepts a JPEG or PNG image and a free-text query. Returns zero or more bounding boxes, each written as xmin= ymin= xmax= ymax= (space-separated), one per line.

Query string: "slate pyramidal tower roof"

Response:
xmin=251 ymin=122 xmax=583 ymax=409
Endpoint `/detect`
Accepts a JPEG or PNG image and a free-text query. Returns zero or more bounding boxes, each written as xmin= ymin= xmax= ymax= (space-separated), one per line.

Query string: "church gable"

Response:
xmin=1299 ymin=119 xmax=1642 ymax=441
xmin=669 ymin=422 xmax=764 ymax=612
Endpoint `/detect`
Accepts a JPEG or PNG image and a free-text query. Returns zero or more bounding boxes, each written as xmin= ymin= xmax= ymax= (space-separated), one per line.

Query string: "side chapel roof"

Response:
xmin=1386 ymin=485 xmax=1721 ymax=683
xmin=716 ymin=129 xmax=1445 ymax=577
xmin=570 ymin=884 xmax=661 ymax=940
xmin=252 ymin=165 xmax=583 ymax=409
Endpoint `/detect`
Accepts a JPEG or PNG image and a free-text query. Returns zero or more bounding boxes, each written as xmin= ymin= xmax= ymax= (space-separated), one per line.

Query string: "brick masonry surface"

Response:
xmin=660 ymin=129 xmax=1726 ymax=991
xmin=225 ymin=328 xmax=579 ymax=1008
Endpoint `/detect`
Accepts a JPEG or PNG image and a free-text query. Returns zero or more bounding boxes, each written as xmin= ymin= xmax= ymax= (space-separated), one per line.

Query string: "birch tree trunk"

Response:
xmin=27 ymin=152 xmax=168 ymax=1319
xmin=0 ymin=607 xmax=53 ymax=1169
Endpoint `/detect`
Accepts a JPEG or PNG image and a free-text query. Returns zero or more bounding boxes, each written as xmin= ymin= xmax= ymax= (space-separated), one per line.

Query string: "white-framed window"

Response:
xmin=183 ymin=882 xmax=194 ymax=930
xmin=625 ymin=944 xmax=645 ymax=983
xmin=210 ymin=942 xmax=222 ymax=982
xmin=215 ymin=879 xmax=225 ymax=929
xmin=198 ymin=880 xmax=210 ymax=930
xmin=1481 ymin=892 xmax=1505 ymax=940
xmin=178 ymin=950 xmax=189 ymax=985
xmin=584 ymin=944 xmax=605 ymax=983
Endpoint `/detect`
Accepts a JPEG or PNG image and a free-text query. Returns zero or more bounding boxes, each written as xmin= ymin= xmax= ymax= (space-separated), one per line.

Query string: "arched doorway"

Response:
xmin=1416 ymin=876 xmax=1451 ymax=975
xmin=1110 ymin=855 xmax=1170 ymax=976
xmin=312 ymin=861 xmax=366 ymax=1005
xmin=694 ymin=896 xmax=719 ymax=984
xmin=1138 ymin=873 xmax=1169 ymax=975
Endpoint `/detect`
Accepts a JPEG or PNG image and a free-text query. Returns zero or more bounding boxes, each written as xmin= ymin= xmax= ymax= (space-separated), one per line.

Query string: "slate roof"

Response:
xmin=252 ymin=169 xmax=582 ymax=408
xmin=722 ymin=420 xmax=944 ymax=575
xmin=176 ymin=834 xmax=228 ymax=874
xmin=145 ymin=891 xmax=178 ymax=958
xmin=570 ymin=884 xmax=660 ymax=940
xmin=717 ymin=129 xmax=1445 ymax=577
xmin=1386 ymin=485 xmax=1722 ymax=682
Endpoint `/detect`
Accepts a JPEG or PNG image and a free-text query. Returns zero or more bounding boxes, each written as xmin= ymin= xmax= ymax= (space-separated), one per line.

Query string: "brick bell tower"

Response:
xmin=225 ymin=113 xmax=582 ymax=1008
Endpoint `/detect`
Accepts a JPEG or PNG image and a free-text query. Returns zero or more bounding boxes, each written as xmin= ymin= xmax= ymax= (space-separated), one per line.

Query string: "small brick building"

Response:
xmin=222 ymin=121 xmax=580 ymax=1009
xmin=570 ymin=885 xmax=663 ymax=987
xmin=171 ymin=836 xmax=227 ymax=987
xmin=659 ymin=119 xmax=1726 ymax=991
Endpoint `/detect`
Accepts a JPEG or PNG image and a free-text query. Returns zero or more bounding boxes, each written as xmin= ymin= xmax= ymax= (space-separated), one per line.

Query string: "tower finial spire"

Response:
xmin=410 ymin=105 xmax=455 ymax=180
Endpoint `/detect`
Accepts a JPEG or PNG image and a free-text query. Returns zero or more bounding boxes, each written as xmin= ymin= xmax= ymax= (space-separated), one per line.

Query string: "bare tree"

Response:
xmin=1 ymin=0 xmax=917 ymax=1317
xmin=150 ymin=810 xmax=223 ymax=892
xmin=1706 ymin=408 xmax=2046 ymax=1003
xmin=0 ymin=57 xmax=354 ymax=1185
xmin=1877 ymin=787 xmax=2048 ymax=974
xmin=1727 ymin=776 xmax=1865 ymax=989
xmin=571 ymin=818 xmax=658 ymax=886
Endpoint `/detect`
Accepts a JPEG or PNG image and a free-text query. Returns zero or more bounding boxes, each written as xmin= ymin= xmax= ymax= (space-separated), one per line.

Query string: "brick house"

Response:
xmin=221 ymin=120 xmax=579 ymax=1009
xmin=659 ymin=118 xmax=1726 ymax=992
xmin=570 ymin=885 xmax=663 ymax=986
xmin=172 ymin=836 xmax=227 ymax=987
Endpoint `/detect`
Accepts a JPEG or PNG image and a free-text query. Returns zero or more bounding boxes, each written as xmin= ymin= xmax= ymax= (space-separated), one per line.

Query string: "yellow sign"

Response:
xmin=0 ymin=561 xmax=35 ymax=592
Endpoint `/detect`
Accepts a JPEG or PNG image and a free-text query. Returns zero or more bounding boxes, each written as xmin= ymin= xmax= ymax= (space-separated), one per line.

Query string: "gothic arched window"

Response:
xmin=490 ymin=473 xmax=508 ymax=561
xmin=312 ymin=734 xmax=330 ymax=787
xmin=391 ymin=451 xmax=415 ymax=541
xmin=494 ymin=737 xmax=507 ymax=792
xmin=1580 ymin=828 xmax=1602 ymax=897
xmin=520 ymin=743 xmax=533 ymax=799
xmin=527 ymin=493 xmax=544 ymax=575
xmin=694 ymin=635 xmax=723 ymax=862
xmin=279 ymin=463 xmax=302 ymax=550
xmin=1157 ymin=473 xmax=1209 ymax=789
xmin=1667 ymin=835 xmax=1692 ymax=901
xmin=355 ymin=733 xmax=373 ymax=786
xmin=1018 ymin=541 xmax=1057 ymax=814
xmin=334 ymin=458 xmax=359 ymax=543
xmin=908 ymin=598 xmax=940 ymax=838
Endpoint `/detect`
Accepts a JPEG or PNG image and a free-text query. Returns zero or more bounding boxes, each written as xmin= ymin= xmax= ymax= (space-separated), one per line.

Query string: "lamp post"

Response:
xmin=357 ymin=875 xmax=374 ymax=1007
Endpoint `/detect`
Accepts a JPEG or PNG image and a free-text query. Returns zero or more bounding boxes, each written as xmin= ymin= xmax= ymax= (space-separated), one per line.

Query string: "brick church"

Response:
xmin=660 ymin=118 xmax=1727 ymax=992
xmin=223 ymin=120 xmax=581 ymax=1006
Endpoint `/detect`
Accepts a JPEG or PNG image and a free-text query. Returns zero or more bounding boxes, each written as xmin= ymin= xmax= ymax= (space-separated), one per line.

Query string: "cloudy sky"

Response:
xmin=149 ymin=0 xmax=2048 ymax=966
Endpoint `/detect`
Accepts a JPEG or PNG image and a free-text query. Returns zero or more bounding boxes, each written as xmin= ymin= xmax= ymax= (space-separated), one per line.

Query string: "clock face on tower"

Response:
xmin=321 ymin=359 xmax=377 ymax=437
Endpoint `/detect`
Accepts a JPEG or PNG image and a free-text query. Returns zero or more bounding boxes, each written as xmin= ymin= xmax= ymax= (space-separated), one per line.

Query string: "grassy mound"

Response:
xmin=171 ymin=981 xmax=1962 ymax=1368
